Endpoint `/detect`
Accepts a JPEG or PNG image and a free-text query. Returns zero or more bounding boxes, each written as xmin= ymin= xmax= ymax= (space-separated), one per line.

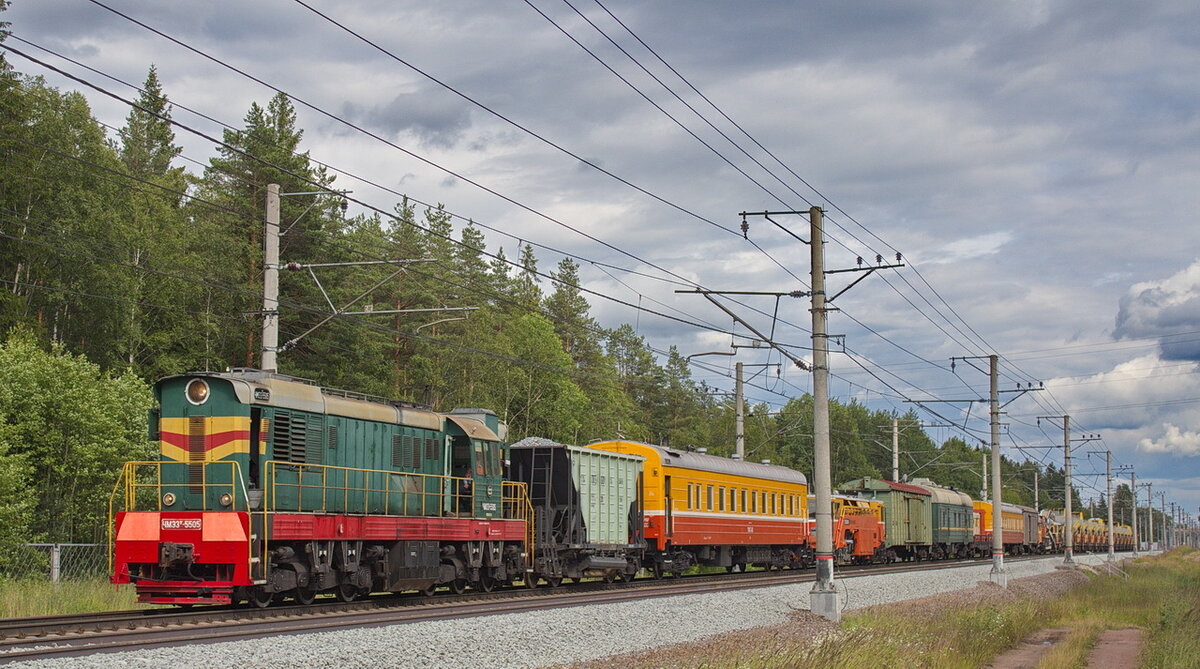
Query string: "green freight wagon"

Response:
xmin=909 ymin=477 xmax=974 ymax=558
xmin=838 ymin=478 xmax=932 ymax=560
xmin=509 ymin=438 xmax=646 ymax=583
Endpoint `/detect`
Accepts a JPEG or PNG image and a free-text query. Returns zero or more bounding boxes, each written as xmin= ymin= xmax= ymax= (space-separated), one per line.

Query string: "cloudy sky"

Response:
xmin=6 ymin=0 xmax=1199 ymax=520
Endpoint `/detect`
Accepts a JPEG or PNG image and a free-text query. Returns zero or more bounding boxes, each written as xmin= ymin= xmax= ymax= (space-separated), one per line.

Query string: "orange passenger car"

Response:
xmin=589 ymin=440 xmax=811 ymax=574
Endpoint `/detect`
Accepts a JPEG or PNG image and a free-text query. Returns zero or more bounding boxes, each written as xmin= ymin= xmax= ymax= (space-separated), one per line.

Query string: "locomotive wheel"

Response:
xmin=546 ymin=577 xmax=563 ymax=588
xmin=450 ymin=579 xmax=467 ymax=595
xmin=293 ymin=587 xmax=317 ymax=606
xmin=603 ymin=571 xmax=616 ymax=584
xmin=250 ymin=588 xmax=273 ymax=608
xmin=651 ymin=563 xmax=663 ymax=580
xmin=477 ymin=573 xmax=496 ymax=593
xmin=420 ymin=582 xmax=438 ymax=597
xmin=335 ymin=582 xmax=358 ymax=602
xmin=523 ymin=575 xmax=539 ymax=589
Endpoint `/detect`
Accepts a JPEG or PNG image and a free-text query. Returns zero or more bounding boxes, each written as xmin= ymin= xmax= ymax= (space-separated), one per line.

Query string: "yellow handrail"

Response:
xmin=108 ymin=460 xmax=252 ymax=579
xmin=110 ymin=459 xmax=536 ymax=583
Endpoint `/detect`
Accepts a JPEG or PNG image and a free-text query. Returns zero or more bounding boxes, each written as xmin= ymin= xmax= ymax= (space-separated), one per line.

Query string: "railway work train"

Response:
xmin=110 ymin=369 xmax=1132 ymax=606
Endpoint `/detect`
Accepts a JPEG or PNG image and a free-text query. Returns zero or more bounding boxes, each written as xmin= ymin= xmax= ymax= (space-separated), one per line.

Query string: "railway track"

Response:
xmin=0 ymin=554 xmax=1058 ymax=664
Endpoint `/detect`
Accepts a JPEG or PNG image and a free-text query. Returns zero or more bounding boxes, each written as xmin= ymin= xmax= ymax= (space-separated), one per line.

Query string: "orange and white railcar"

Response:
xmin=589 ymin=441 xmax=812 ymax=574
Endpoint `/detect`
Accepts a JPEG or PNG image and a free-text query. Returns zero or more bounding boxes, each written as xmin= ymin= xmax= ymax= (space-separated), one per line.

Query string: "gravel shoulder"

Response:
xmin=3 ymin=554 xmax=1122 ymax=669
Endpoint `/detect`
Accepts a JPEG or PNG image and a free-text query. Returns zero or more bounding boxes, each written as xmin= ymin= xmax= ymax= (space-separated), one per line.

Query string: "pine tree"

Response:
xmin=545 ymin=257 xmax=600 ymax=362
xmin=195 ymin=92 xmax=336 ymax=369
xmin=513 ymin=243 xmax=542 ymax=309
xmin=119 ymin=66 xmax=182 ymax=180
xmin=115 ymin=67 xmax=193 ymax=373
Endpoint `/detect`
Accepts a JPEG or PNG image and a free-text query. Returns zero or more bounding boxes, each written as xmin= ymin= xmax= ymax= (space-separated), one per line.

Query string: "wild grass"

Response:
xmin=786 ymin=549 xmax=1197 ymax=669
xmin=592 ymin=549 xmax=1199 ymax=669
xmin=0 ymin=579 xmax=144 ymax=618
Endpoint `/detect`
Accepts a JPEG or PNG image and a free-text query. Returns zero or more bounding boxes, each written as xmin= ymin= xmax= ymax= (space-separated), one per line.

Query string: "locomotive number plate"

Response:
xmin=161 ymin=518 xmax=202 ymax=531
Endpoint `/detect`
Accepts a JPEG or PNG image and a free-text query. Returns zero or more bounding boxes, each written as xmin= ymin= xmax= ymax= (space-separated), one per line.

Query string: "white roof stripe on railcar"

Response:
xmin=595 ymin=440 xmax=808 ymax=485
xmin=644 ymin=510 xmax=813 ymax=523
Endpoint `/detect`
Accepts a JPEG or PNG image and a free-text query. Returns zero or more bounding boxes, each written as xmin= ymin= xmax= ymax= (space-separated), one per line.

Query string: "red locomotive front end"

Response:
xmin=113 ymin=510 xmax=252 ymax=605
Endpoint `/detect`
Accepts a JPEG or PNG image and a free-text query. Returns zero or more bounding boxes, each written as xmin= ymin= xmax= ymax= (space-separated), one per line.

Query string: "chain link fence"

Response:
xmin=0 ymin=544 xmax=108 ymax=582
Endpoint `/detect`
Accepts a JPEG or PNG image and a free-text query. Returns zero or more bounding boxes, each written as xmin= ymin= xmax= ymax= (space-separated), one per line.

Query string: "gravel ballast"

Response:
xmin=4 ymin=553 xmax=1126 ymax=669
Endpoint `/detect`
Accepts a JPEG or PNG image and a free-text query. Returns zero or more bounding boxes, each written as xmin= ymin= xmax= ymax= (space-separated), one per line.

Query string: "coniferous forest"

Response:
xmin=1 ymin=21 xmax=1144 ymax=551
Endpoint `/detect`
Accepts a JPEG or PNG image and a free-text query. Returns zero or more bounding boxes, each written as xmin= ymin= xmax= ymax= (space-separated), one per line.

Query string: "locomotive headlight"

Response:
xmin=219 ymin=493 xmax=233 ymax=507
xmin=185 ymin=379 xmax=210 ymax=405
xmin=163 ymin=492 xmax=177 ymax=506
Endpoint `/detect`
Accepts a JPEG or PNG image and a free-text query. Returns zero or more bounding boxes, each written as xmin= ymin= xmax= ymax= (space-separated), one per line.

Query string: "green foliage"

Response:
xmin=0 ymin=49 xmax=1066 ymax=552
xmin=0 ymin=329 xmax=153 ymax=544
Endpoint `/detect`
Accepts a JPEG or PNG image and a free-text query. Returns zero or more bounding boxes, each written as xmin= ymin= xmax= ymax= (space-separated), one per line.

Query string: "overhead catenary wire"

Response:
xmin=4 ymin=10 xmax=1161 ymax=479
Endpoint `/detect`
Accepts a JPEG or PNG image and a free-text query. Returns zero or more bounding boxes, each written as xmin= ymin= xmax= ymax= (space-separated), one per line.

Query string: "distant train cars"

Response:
xmin=808 ymin=494 xmax=886 ymax=565
xmin=837 ymin=477 xmax=1049 ymax=560
xmin=1040 ymin=510 xmax=1136 ymax=553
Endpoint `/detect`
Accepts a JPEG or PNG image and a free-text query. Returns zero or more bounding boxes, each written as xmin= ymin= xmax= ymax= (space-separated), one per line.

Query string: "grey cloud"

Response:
xmin=342 ymin=93 xmax=472 ymax=149
xmin=1114 ymin=260 xmax=1200 ymax=361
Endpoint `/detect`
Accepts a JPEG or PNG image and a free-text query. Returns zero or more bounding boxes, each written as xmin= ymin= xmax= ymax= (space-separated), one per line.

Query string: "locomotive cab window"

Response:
xmin=451 ymin=435 xmax=472 ymax=478
xmin=248 ymin=407 xmax=261 ymax=488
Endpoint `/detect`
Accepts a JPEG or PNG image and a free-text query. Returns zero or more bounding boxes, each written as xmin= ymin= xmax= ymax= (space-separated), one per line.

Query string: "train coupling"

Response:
xmin=159 ymin=541 xmax=195 ymax=568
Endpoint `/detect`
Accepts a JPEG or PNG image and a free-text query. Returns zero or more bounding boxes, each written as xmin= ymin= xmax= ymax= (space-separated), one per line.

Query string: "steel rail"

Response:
xmin=0 ymin=553 xmax=1087 ymax=664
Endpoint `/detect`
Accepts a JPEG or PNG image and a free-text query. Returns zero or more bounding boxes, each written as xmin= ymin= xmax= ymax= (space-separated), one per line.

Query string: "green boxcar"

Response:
xmin=910 ymin=477 xmax=974 ymax=554
xmin=569 ymin=444 xmax=643 ymax=546
xmin=838 ymin=477 xmax=932 ymax=558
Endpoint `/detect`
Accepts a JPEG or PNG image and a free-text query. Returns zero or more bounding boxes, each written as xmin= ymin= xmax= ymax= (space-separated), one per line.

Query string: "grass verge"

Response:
xmin=0 ymin=579 xmax=144 ymax=618
xmin=790 ymin=549 xmax=1200 ymax=668
xmin=584 ymin=549 xmax=1199 ymax=669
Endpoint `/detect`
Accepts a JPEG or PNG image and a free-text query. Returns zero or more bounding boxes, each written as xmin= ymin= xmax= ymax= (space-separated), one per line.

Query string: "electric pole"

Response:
xmin=262 ymin=184 xmax=281 ymax=373
xmin=1171 ymin=501 xmax=1177 ymax=549
xmin=1063 ymin=417 xmax=1073 ymax=564
xmin=1033 ymin=469 xmax=1039 ymax=514
xmin=982 ymin=452 xmax=988 ymax=501
xmin=735 ymin=361 xmax=745 ymax=461
xmin=1104 ymin=450 xmax=1114 ymax=562
xmin=987 ymin=355 xmax=1006 ymax=586
xmin=1129 ymin=470 xmax=1138 ymax=557
xmin=1161 ymin=494 xmax=1168 ymax=549
xmin=808 ymin=205 xmax=838 ymax=620
xmin=892 ymin=417 xmax=899 ymax=482
xmin=727 ymin=207 xmax=901 ymax=621
xmin=1038 ymin=415 xmax=1089 ymax=566
xmin=1145 ymin=482 xmax=1153 ymax=550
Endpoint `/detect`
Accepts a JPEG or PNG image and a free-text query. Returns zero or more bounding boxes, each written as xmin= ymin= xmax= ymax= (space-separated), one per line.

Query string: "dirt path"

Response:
xmin=984 ymin=627 xmax=1073 ymax=669
xmin=1086 ymin=628 xmax=1143 ymax=669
